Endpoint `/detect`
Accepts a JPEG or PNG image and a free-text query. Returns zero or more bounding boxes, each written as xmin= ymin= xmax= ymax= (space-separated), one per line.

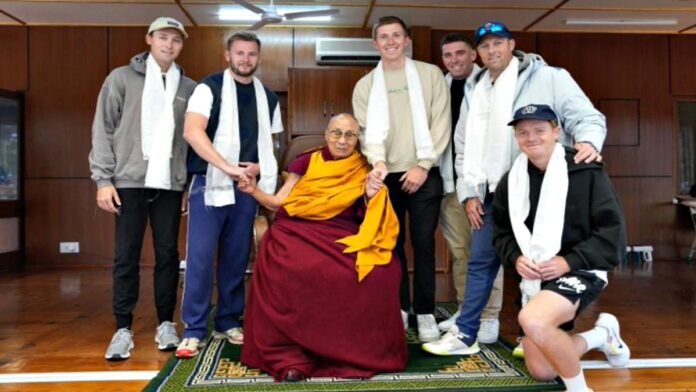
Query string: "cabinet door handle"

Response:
xmin=323 ymin=101 xmax=327 ymax=117
xmin=330 ymin=102 xmax=334 ymax=117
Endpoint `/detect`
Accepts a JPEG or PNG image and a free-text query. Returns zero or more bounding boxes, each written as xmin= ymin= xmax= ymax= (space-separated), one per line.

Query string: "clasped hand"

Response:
xmin=515 ymin=255 xmax=570 ymax=281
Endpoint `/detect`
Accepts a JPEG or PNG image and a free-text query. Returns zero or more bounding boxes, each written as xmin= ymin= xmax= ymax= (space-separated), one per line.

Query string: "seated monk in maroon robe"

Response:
xmin=238 ymin=113 xmax=408 ymax=382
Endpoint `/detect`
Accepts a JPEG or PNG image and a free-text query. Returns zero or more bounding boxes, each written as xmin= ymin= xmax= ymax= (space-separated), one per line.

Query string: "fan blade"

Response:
xmin=235 ymin=0 xmax=265 ymax=14
xmin=249 ymin=19 xmax=273 ymax=31
xmin=284 ymin=8 xmax=340 ymax=20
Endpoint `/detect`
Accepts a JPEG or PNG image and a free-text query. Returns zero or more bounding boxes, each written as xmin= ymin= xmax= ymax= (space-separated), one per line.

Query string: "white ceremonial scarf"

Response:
xmin=463 ymin=56 xmax=519 ymax=198
xmin=440 ymin=73 xmax=456 ymax=193
xmin=141 ymin=53 xmax=180 ymax=189
xmin=365 ymin=57 xmax=436 ymax=161
xmin=205 ymin=70 xmax=278 ymax=207
xmin=508 ymin=143 xmax=568 ymax=305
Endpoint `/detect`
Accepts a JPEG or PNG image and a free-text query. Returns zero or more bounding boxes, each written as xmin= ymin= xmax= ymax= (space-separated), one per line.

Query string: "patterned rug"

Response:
xmin=144 ymin=306 xmax=564 ymax=392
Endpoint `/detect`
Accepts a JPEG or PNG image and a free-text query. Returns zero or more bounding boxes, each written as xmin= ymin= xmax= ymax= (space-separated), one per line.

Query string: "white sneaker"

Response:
xmin=437 ymin=310 xmax=460 ymax=332
xmin=595 ymin=313 xmax=630 ymax=367
xmin=155 ymin=321 xmax=180 ymax=351
xmin=105 ymin=328 xmax=134 ymax=361
xmin=477 ymin=318 xmax=500 ymax=344
xmin=213 ymin=327 xmax=244 ymax=345
xmin=422 ymin=325 xmax=480 ymax=356
xmin=416 ymin=314 xmax=440 ymax=342
xmin=401 ymin=310 xmax=409 ymax=331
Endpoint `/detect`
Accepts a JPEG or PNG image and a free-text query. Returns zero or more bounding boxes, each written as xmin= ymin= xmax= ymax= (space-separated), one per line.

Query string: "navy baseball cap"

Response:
xmin=475 ymin=21 xmax=513 ymax=45
xmin=508 ymin=104 xmax=558 ymax=126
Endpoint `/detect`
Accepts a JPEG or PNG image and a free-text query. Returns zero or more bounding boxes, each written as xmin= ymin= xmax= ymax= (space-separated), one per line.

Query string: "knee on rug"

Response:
xmin=526 ymin=358 xmax=558 ymax=382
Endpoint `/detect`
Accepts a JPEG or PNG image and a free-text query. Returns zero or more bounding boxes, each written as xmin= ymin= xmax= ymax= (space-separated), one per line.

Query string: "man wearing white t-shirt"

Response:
xmin=176 ymin=31 xmax=283 ymax=358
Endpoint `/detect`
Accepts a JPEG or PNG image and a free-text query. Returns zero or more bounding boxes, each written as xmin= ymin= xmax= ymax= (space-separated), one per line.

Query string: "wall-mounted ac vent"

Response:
xmin=315 ymin=37 xmax=412 ymax=65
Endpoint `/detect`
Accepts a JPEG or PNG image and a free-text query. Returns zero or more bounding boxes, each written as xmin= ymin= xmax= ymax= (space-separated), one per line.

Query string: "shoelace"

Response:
xmin=158 ymin=322 xmax=176 ymax=337
xmin=418 ymin=317 xmax=436 ymax=329
xmin=112 ymin=329 xmax=132 ymax=344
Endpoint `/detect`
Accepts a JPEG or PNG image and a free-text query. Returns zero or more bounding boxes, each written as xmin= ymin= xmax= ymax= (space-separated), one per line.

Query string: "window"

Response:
xmin=677 ymin=102 xmax=696 ymax=194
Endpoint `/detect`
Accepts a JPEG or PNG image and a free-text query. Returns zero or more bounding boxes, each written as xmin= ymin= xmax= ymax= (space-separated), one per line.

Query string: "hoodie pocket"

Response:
xmin=115 ymin=138 xmax=147 ymax=182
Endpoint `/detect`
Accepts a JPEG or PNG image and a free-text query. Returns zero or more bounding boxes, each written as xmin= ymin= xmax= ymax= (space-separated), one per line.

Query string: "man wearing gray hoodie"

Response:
xmin=89 ymin=17 xmax=196 ymax=361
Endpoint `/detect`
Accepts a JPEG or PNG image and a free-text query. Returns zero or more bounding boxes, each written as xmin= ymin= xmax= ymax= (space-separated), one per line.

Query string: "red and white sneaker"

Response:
xmin=175 ymin=337 xmax=205 ymax=359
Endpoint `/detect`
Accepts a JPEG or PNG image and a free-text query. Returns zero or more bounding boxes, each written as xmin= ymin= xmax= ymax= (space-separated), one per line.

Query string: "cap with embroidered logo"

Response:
xmin=148 ymin=17 xmax=188 ymax=39
xmin=474 ymin=21 xmax=513 ymax=45
xmin=508 ymin=104 xmax=558 ymax=126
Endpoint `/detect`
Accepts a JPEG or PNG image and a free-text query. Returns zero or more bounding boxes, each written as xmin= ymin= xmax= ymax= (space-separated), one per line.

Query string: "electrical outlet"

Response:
xmin=59 ymin=242 xmax=80 ymax=254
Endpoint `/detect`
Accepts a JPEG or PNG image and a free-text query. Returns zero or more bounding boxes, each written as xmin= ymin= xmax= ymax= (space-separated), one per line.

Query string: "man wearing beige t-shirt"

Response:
xmin=352 ymin=15 xmax=450 ymax=343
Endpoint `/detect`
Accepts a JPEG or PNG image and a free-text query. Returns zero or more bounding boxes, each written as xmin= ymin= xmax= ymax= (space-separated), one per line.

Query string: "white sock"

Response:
xmin=578 ymin=326 xmax=609 ymax=352
xmin=561 ymin=370 xmax=590 ymax=392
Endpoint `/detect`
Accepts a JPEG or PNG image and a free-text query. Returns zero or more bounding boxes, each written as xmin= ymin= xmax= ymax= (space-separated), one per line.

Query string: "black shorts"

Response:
xmin=542 ymin=270 xmax=607 ymax=331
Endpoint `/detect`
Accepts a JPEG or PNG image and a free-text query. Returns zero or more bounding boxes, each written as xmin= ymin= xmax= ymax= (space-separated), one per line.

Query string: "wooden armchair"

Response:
xmin=248 ymin=135 xmax=326 ymax=268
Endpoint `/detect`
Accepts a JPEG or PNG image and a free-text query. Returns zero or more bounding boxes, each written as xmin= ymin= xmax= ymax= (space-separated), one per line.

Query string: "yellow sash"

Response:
xmin=283 ymin=151 xmax=399 ymax=281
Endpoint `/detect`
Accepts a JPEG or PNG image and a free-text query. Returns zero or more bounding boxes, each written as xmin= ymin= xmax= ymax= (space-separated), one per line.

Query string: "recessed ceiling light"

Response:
xmin=565 ymin=19 xmax=677 ymax=26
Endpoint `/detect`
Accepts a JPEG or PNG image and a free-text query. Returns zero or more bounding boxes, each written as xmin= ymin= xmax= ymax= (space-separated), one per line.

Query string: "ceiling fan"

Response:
xmin=234 ymin=0 xmax=340 ymax=30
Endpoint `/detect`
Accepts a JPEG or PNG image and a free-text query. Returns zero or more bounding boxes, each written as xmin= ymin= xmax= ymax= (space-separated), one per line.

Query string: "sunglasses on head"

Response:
xmin=476 ymin=23 xmax=507 ymax=39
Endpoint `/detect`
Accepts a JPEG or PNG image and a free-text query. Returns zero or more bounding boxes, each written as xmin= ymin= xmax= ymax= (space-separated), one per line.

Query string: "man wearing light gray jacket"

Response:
xmin=437 ymin=32 xmax=503 ymax=342
xmin=423 ymin=21 xmax=606 ymax=357
xmin=89 ymin=17 xmax=196 ymax=361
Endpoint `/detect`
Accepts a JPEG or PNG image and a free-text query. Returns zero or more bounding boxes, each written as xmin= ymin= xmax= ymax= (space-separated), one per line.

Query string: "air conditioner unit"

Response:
xmin=315 ymin=37 xmax=413 ymax=65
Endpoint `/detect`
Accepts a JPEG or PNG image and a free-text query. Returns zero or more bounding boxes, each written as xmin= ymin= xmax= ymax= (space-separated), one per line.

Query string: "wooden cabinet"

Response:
xmin=288 ymin=67 xmax=371 ymax=136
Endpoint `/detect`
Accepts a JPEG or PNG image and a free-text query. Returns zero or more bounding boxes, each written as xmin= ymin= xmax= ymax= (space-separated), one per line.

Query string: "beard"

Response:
xmin=229 ymin=61 xmax=257 ymax=78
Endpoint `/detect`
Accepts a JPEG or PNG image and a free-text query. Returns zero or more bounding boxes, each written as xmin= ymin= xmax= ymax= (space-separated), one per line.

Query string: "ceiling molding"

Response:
xmin=361 ymin=0 xmax=374 ymax=29
xmin=524 ymin=0 xmax=568 ymax=31
xmin=679 ymin=22 xmax=696 ymax=33
xmin=0 ymin=8 xmax=26 ymax=24
xmin=174 ymin=0 xmax=197 ymax=26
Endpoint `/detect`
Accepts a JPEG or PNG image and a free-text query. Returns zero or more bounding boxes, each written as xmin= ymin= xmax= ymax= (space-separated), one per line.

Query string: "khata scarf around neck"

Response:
xmin=205 ymin=69 xmax=278 ymax=207
xmin=364 ymin=57 xmax=436 ymax=162
xmin=508 ymin=142 xmax=568 ymax=305
xmin=283 ymin=151 xmax=399 ymax=282
xmin=463 ymin=56 xmax=519 ymax=198
xmin=141 ymin=53 xmax=180 ymax=189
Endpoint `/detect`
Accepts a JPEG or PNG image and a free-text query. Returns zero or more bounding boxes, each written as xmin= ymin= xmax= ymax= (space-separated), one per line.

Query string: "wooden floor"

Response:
xmin=1 ymin=260 xmax=696 ymax=391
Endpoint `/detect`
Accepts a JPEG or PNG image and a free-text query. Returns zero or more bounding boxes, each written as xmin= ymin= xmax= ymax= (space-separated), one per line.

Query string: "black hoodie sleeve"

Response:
xmin=563 ymin=169 xmax=626 ymax=271
xmin=493 ymin=172 xmax=524 ymax=269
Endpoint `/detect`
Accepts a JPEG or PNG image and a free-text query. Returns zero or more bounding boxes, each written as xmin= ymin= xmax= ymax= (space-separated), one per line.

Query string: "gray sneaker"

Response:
xmin=105 ymin=328 xmax=134 ymax=361
xmin=155 ymin=321 xmax=180 ymax=351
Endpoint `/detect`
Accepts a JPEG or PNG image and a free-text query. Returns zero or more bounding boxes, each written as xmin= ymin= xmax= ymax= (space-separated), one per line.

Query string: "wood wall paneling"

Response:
xmin=670 ymin=35 xmax=696 ymax=96
xmin=25 ymin=179 xmax=113 ymax=266
xmin=538 ymin=33 xmax=672 ymax=178
xmin=639 ymin=177 xmax=680 ymax=259
xmin=410 ymin=25 xmax=431 ymax=63
xmin=26 ymin=27 xmax=108 ymax=179
xmin=173 ymin=27 xmax=228 ymax=82
xmin=107 ymin=27 xmax=149 ymax=72
xmin=288 ymin=67 xmax=369 ymax=137
xmin=252 ymin=28 xmax=294 ymax=92
xmin=25 ymin=178 xmax=188 ymax=267
xmin=610 ymin=177 xmax=641 ymax=247
xmin=600 ymin=99 xmax=640 ymax=146
xmin=0 ymin=26 xmax=28 ymax=92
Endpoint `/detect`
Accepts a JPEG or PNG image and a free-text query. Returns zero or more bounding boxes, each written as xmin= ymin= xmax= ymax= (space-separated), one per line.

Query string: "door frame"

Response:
xmin=0 ymin=89 xmax=25 ymax=271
